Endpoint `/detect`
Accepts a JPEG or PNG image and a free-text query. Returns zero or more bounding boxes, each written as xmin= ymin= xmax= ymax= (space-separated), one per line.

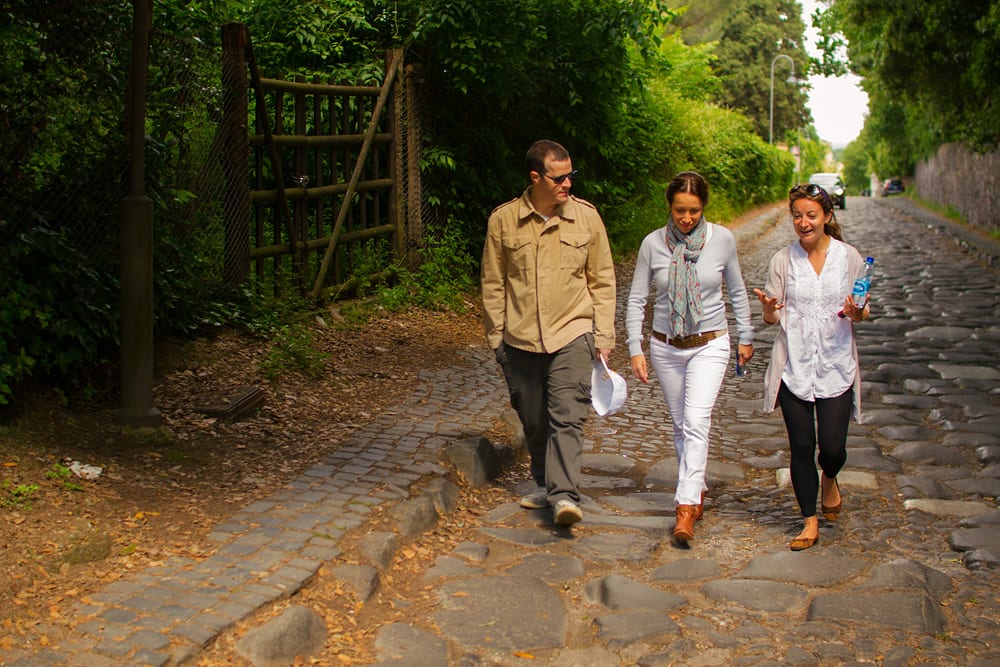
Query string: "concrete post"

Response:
xmin=118 ymin=0 xmax=160 ymax=426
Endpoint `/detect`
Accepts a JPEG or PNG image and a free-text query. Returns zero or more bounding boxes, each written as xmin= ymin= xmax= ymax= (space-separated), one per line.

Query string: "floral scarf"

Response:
xmin=664 ymin=217 xmax=707 ymax=338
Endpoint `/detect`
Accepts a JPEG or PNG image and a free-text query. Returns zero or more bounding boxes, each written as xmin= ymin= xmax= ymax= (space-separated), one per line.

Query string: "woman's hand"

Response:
xmin=753 ymin=288 xmax=784 ymax=324
xmin=630 ymin=354 xmax=649 ymax=385
xmin=840 ymin=296 xmax=869 ymax=323
xmin=737 ymin=343 xmax=753 ymax=367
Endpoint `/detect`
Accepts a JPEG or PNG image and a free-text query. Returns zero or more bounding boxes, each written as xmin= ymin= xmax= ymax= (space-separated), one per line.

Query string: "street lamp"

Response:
xmin=769 ymin=53 xmax=797 ymax=144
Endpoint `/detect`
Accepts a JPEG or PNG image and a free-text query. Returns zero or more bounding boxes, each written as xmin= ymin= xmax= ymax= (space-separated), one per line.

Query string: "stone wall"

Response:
xmin=915 ymin=142 xmax=1000 ymax=234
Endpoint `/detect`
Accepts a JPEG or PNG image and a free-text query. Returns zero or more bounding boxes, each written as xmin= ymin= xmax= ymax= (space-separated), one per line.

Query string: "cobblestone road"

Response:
xmin=2 ymin=196 xmax=998 ymax=667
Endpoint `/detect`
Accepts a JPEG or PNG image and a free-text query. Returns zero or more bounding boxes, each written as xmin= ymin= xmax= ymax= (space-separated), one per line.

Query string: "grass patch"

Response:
xmin=908 ymin=190 xmax=967 ymax=226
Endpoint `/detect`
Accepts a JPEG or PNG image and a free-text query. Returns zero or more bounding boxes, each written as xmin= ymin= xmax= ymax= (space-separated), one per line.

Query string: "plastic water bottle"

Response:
xmin=851 ymin=256 xmax=875 ymax=307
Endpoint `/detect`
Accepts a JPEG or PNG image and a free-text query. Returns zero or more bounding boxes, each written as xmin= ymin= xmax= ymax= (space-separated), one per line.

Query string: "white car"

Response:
xmin=807 ymin=172 xmax=847 ymax=209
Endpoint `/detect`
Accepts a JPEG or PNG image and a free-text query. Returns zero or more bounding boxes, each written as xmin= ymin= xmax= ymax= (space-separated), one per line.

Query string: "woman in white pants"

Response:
xmin=626 ymin=172 xmax=754 ymax=543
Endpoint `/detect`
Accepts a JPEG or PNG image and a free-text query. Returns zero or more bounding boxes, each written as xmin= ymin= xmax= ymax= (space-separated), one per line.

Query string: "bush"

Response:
xmin=605 ymin=89 xmax=794 ymax=254
xmin=0 ymin=227 xmax=118 ymax=405
xmin=587 ymin=31 xmax=795 ymax=255
xmin=258 ymin=323 xmax=328 ymax=381
xmin=372 ymin=232 xmax=477 ymax=313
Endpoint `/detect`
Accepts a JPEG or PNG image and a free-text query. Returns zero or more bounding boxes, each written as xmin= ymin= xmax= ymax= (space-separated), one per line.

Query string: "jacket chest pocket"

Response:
xmin=560 ymin=233 xmax=589 ymax=273
xmin=502 ymin=235 xmax=535 ymax=274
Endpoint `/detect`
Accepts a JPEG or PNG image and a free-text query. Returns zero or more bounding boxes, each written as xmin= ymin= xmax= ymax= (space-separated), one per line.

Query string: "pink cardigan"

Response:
xmin=760 ymin=241 xmax=864 ymax=422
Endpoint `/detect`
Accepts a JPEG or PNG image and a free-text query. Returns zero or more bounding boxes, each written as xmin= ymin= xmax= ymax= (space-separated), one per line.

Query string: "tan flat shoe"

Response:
xmin=821 ymin=474 xmax=842 ymax=521
xmin=789 ymin=534 xmax=819 ymax=551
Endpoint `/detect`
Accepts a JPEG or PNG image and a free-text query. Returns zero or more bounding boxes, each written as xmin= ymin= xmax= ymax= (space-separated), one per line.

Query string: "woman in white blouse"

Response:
xmin=754 ymin=183 xmax=869 ymax=551
xmin=626 ymin=171 xmax=754 ymax=544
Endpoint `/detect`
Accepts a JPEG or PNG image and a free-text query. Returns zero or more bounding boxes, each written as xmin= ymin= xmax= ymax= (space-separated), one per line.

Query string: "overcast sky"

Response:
xmin=800 ymin=0 xmax=869 ymax=147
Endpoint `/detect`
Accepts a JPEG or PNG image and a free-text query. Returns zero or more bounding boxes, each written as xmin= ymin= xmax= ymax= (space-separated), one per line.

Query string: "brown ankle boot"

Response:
xmin=695 ymin=490 xmax=706 ymax=521
xmin=674 ymin=505 xmax=698 ymax=541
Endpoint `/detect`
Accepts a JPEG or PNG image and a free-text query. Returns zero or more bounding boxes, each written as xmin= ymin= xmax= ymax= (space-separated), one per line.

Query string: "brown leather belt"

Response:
xmin=652 ymin=329 xmax=726 ymax=349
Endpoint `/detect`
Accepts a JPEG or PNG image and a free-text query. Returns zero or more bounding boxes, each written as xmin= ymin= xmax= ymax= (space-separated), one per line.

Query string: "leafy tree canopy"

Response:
xmin=701 ymin=0 xmax=812 ymax=142
xmin=839 ymin=127 xmax=872 ymax=191
xmin=817 ymin=0 xmax=999 ymax=172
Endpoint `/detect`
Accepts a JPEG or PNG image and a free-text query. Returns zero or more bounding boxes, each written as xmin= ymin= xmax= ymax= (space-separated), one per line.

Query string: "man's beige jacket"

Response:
xmin=481 ymin=188 xmax=616 ymax=354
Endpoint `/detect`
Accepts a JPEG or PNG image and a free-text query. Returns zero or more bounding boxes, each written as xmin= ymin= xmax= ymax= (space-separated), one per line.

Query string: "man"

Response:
xmin=481 ymin=139 xmax=616 ymax=527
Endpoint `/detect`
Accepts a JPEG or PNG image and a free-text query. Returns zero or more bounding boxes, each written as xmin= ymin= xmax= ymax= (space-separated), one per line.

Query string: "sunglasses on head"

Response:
xmin=541 ymin=169 xmax=579 ymax=185
xmin=790 ymin=183 xmax=832 ymax=205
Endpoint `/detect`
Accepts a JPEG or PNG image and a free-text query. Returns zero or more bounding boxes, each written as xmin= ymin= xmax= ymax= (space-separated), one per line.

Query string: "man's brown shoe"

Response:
xmin=674 ymin=505 xmax=698 ymax=541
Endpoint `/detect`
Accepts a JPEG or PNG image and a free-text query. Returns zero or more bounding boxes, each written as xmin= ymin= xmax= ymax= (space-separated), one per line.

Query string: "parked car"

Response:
xmin=883 ymin=178 xmax=905 ymax=196
xmin=807 ymin=172 xmax=847 ymax=209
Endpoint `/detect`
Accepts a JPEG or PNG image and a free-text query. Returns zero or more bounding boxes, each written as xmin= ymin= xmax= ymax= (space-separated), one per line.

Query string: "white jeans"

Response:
xmin=649 ymin=333 xmax=730 ymax=506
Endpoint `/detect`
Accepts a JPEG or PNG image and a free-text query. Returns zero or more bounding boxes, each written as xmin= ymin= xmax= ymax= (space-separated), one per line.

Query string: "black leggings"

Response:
xmin=777 ymin=382 xmax=852 ymax=518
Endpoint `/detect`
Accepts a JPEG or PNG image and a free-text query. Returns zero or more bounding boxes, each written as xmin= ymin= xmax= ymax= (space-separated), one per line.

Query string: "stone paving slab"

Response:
xmin=702 ymin=578 xmax=810 ymax=613
xmin=434 ymin=576 xmax=567 ymax=651
xmin=736 ymin=551 xmax=869 ymax=586
xmin=808 ymin=590 xmax=947 ymax=633
xmin=904 ymin=498 xmax=996 ymax=517
xmin=585 ymin=573 xmax=686 ymax=611
xmin=592 ymin=611 xmax=680 ymax=647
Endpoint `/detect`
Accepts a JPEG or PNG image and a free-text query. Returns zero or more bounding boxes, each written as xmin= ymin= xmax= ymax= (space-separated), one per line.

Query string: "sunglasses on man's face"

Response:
xmin=790 ymin=183 xmax=832 ymax=205
xmin=541 ymin=169 xmax=579 ymax=185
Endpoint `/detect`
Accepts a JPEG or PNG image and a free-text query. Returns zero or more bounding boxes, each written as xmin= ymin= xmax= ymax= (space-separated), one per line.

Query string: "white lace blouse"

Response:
xmin=781 ymin=239 xmax=857 ymax=401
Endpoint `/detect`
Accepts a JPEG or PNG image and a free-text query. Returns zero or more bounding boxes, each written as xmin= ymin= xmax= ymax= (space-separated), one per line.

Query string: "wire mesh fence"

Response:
xmin=0 ymin=5 xmax=427 ymax=402
xmin=1 ymin=6 xmax=239 ymax=322
xmin=1 ymin=13 xmax=424 ymax=321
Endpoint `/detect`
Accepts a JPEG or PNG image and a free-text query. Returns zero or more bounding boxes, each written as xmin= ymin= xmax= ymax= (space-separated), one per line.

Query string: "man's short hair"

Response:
xmin=525 ymin=140 xmax=570 ymax=174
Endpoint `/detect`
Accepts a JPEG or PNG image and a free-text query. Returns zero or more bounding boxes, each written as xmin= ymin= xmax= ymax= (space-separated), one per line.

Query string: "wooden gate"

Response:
xmin=220 ymin=23 xmax=409 ymax=300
